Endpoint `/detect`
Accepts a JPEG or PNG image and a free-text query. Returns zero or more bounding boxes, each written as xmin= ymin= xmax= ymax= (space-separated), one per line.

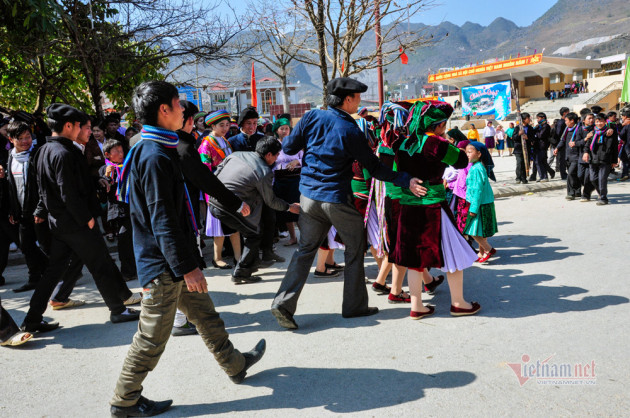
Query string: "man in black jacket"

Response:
xmin=582 ymin=113 xmax=619 ymax=205
xmin=169 ymin=100 xmax=252 ymax=335
xmin=512 ymin=113 xmax=532 ymax=184
xmin=575 ymin=110 xmax=596 ymax=201
xmin=5 ymin=121 xmax=49 ymax=292
xmin=530 ymin=112 xmax=554 ymax=182
xmin=110 ymin=82 xmax=265 ymax=417
xmin=618 ymin=107 xmax=630 ymax=181
xmin=549 ymin=107 xmax=569 ymax=180
xmin=555 ymin=112 xmax=581 ymax=199
xmin=21 ymin=104 xmax=140 ymax=333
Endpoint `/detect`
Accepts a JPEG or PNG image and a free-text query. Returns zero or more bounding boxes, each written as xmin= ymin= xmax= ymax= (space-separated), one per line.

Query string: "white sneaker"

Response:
xmin=9 ymin=243 xmax=18 ymax=252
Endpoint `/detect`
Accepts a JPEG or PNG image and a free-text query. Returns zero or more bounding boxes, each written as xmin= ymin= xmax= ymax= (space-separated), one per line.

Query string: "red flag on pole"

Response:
xmin=399 ymin=47 xmax=408 ymax=65
xmin=341 ymin=61 xmax=345 ymax=74
xmin=251 ymin=62 xmax=257 ymax=108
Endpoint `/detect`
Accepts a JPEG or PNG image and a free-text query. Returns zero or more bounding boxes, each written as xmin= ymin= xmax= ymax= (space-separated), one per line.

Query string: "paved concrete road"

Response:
xmin=1 ymin=178 xmax=629 ymax=417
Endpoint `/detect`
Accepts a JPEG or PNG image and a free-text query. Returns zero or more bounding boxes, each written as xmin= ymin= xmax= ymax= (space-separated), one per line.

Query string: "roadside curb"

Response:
xmin=493 ymin=179 xmax=565 ymax=198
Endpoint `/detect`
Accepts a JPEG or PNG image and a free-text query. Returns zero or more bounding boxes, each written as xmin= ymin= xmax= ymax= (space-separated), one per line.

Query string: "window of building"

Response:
xmin=550 ymin=73 xmax=561 ymax=84
xmin=192 ymin=90 xmax=199 ymax=100
xmin=524 ymin=76 xmax=543 ymax=86
xmin=572 ymin=71 xmax=583 ymax=81
xmin=262 ymin=89 xmax=276 ymax=114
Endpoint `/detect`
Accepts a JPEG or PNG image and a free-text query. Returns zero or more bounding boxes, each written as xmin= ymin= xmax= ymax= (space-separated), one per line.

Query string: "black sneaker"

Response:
xmin=271 ymin=305 xmax=299 ymax=329
xmin=171 ymin=321 xmax=197 ymax=336
xmin=596 ymin=200 xmax=609 ymax=206
xmin=229 ymin=339 xmax=266 ymax=384
xmin=232 ymin=275 xmax=262 ymax=284
xmin=111 ymin=308 xmax=140 ymax=324
xmin=262 ymin=252 xmax=285 ymax=263
xmin=13 ymin=282 xmax=38 ymax=293
xmin=110 ymin=396 xmax=173 ymax=417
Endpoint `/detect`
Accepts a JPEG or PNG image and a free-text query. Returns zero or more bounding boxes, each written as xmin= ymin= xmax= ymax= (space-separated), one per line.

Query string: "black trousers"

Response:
xmin=0 ymin=218 xmax=17 ymax=278
xmin=260 ymin=204 xmax=275 ymax=254
xmin=0 ymin=296 xmax=20 ymax=344
xmin=17 ymin=219 xmax=49 ymax=284
xmin=578 ymin=163 xmax=595 ymax=198
xmin=116 ymin=217 xmax=136 ymax=279
xmin=272 ymin=196 xmax=369 ymax=317
xmin=24 ymin=226 xmax=131 ymax=325
xmin=531 ymin=149 xmax=554 ymax=180
xmin=566 ymin=160 xmax=581 ymax=197
xmin=50 ymin=256 xmax=85 ymax=303
xmin=589 ymin=164 xmax=611 ymax=201
xmin=214 ymin=211 xmax=262 ymax=279
xmin=549 ymin=148 xmax=567 ymax=179
xmin=514 ymin=153 xmax=527 ymax=181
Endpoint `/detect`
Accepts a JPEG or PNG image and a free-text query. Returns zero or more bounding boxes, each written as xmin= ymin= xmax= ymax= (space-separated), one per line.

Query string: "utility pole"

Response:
xmin=375 ymin=0 xmax=384 ymax=108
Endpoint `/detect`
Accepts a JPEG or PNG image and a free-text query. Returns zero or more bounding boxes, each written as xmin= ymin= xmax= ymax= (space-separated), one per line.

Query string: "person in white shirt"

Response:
xmin=483 ymin=120 xmax=496 ymax=152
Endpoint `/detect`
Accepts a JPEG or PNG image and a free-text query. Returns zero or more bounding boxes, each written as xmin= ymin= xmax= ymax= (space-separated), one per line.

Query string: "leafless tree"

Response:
xmin=291 ymin=0 xmax=437 ymax=106
xmin=245 ymin=0 xmax=311 ymax=113
xmin=59 ymin=0 xmax=250 ymax=115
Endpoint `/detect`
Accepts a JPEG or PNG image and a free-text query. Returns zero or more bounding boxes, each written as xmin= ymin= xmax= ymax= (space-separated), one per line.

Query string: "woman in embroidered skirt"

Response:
xmin=464 ymin=142 xmax=498 ymax=263
xmin=370 ymin=102 xmax=445 ymax=304
xmin=198 ymin=110 xmax=242 ymax=269
xmin=392 ymin=101 xmax=481 ymax=319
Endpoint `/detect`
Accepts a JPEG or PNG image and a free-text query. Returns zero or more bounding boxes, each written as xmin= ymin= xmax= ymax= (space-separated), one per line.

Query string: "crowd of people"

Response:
xmin=498 ymin=105 xmax=628 ymax=205
xmin=544 ymin=80 xmax=588 ymax=100
xmin=457 ymin=103 xmax=629 ymax=207
xmin=0 ymin=77 xmax=503 ymax=414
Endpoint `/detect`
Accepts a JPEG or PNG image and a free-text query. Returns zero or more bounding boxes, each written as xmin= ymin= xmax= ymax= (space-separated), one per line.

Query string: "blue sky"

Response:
xmin=216 ymin=0 xmax=558 ymax=27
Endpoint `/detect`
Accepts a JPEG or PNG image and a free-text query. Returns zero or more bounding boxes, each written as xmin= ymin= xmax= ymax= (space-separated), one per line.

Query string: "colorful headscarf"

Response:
xmin=467 ymin=140 xmax=496 ymax=181
xmin=357 ymin=106 xmax=368 ymax=117
xmin=456 ymin=140 xmax=470 ymax=150
xmin=378 ymin=102 xmax=409 ymax=130
xmin=205 ymin=110 xmax=230 ymax=127
xmin=193 ymin=112 xmax=206 ymax=122
xmin=356 ymin=118 xmax=377 ymax=149
xmin=272 ymin=118 xmax=291 ymax=133
xmin=408 ymin=100 xmax=454 ymax=135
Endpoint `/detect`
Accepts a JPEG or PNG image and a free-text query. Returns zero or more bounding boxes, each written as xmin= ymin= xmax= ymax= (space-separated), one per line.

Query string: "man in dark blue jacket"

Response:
xmin=228 ymin=106 xmax=264 ymax=152
xmin=271 ymin=77 xmax=426 ymax=329
xmin=110 ymin=81 xmax=265 ymax=417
